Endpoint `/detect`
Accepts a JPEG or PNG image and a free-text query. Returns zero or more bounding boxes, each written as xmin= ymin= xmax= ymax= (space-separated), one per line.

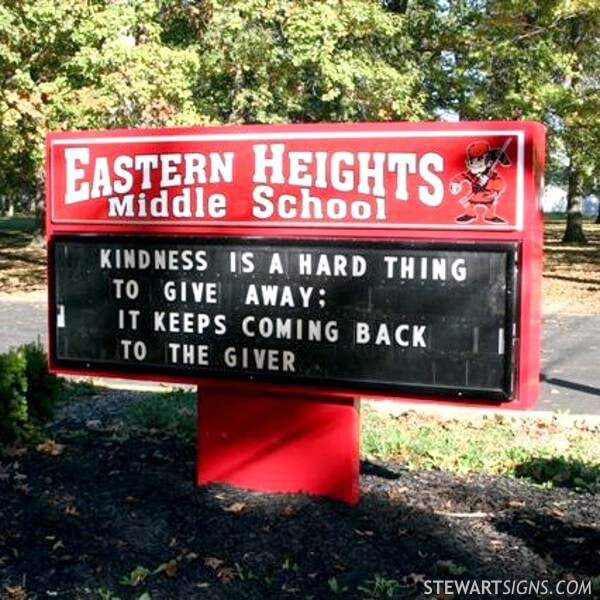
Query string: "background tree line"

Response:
xmin=1 ymin=0 xmax=598 ymax=241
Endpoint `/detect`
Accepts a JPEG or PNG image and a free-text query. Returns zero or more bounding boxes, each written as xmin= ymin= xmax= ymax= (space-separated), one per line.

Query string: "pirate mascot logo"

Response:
xmin=450 ymin=139 xmax=511 ymax=224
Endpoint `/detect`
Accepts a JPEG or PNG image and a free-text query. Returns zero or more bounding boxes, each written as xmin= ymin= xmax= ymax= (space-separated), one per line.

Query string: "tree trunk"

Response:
xmin=596 ymin=200 xmax=600 ymax=225
xmin=562 ymin=160 xmax=587 ymax=244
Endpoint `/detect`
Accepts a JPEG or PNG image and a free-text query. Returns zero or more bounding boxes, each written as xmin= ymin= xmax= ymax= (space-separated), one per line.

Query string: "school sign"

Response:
xmin=46 ymin=121 xmax=545 ymax=503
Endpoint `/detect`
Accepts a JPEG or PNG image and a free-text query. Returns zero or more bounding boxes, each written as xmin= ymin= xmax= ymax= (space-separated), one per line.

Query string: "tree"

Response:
xmin=0 ymin=0 xmax=88 ymax=213
xmin=552 ymin=3 xmax=599 ymax=243
xmin=0 ymin=0 xmax=216 ymax=213
xmin=420 ymin=0 xmax=599 ymax=243
xmin=0 ymin=0 xmax=430 ymax=210
xmin=44 ymin=0 xmax=206 ymax=130
xmin=1 ymin=0 xmax=597 ymax=230
xmin=192 ymin=0 xmax=428 ymax=124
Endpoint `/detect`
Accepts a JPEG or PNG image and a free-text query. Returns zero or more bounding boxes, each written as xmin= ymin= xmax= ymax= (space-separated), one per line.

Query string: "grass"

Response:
xmin=0 ymin=215 xmax=38 ymax=234
xmin=544 ymin=217 xmax=599 ymax=265
xmin=361 ymin=405 xmax=599 ymax=492
xmin=121 ymin=391 xmax=599 ymax=493
xmin=357 ymin=574 xmax=401 ymax=598
xmin=0 ymin=214 xmax=46 ymax=293
xmin=125 ymin=389 xmax=196 ymax=438
xmin=1 ymin=212 xmax=598 ymax=490
xmin=543 ymin=216 xmax=600 ymax=313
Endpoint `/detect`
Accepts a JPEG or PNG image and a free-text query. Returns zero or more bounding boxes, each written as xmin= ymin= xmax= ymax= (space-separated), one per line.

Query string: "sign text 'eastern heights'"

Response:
xmin=64 ymin=145 xmax=458 ymax=221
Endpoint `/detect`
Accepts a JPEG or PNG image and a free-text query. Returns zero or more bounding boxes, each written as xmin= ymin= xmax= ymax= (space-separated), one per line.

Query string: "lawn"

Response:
xmin=0 ymin=215 xmax=46 ymax=294
xmin=543 ymin=216 xmax=600 ymax=314
xmin=1 ymin=214 xmax=599 ymax=599
xmin=121 ymin=389 xmax=599 ymax=492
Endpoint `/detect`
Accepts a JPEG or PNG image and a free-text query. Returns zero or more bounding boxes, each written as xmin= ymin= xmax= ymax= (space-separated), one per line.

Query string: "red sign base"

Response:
xmin=196 ymin=388 xmax=360 ymax=504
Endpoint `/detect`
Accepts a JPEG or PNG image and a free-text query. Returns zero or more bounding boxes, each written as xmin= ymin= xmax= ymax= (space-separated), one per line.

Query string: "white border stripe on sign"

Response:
xmin=49 ymin=130 xmax=526 ymax=231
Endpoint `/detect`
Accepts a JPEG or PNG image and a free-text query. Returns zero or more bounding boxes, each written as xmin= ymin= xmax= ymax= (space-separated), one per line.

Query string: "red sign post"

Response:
xmin=46 ymin=121 xmax=545 ymax=503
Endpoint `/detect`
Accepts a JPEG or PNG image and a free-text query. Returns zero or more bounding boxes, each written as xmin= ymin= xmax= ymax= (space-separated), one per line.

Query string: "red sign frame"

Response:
xmin=46 ymin=120 xmax=545 ymax=413
xmin=46 ymin=122 xmax=536 ymax=234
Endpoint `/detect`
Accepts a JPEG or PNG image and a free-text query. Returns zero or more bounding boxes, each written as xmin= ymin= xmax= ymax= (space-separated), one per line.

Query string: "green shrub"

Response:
xmin=0 ymin=348 xmax=29 ymax=442
xmin=0 ymin=342 xmax=62 ymax=444
xmin=24 ymin=342 xmax=62 ymax=422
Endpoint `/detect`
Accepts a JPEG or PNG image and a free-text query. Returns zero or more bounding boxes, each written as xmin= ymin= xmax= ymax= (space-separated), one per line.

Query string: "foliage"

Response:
xmin=0 ymin=0 xmax=207 ymax=215
xmin=426 ymin=0 xmax=599 ymax=149
xmin=422 ymin=0 xmax=599 ymax=240
xmin=0 ymin=342 xmax=61 ymax=444
xmin=358 ymin=574 xmax=401 ymax=598
xmin=193 ymin=0 xmax=427 ymax=123
xmin=44 ymin=0 xmax=205 ymax=130
xmin=23 ymin=341 xmax=62 ymax=422
xmin=0 ymin=0 xmax=597 ymax=237
xmin=0 ymin=347 xmax=28 ymax=442
xmin=0 ymin=0 xmax=89 ymax=206
xmin=0 ymin=215 xmax=37 ymax=233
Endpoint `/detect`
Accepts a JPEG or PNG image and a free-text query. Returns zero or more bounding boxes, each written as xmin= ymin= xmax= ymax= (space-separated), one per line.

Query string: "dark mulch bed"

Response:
xmin=1 ymin=392 xmax=598 ymax=599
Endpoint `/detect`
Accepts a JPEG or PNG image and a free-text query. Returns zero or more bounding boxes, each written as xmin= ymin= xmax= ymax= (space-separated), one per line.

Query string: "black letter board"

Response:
xmin=50 ymin=236 xmax=517 ymax=400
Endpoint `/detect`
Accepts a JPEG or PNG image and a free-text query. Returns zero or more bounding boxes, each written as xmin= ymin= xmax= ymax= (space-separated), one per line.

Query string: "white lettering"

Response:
xmin=223 ymin=346 xmax=296 ymax=372
xmin=90 ymin=157 xmax=112 ymax=198
xmin=355 ymin=322 xmax=428 ymax=348
xmin=64 ymin=147 xmax=90 ymax=204
xmin=160 ymin=153 xmax=182 ymax=188
xmin=387 ymin=153 xmax=416 ymax=201
xmin=253 ymin=144 xmax=285 ymax=184
xmin=383 ymin=256 xmax=468 ymax=281
xmin=134 ymin=155 xmax=159 ymax=190
xmin=113 ymin=155 xmax=134 ymax=194
xmin=168 ymin=343 xmax=209 ymax=365
xmin=418 ymin=152 xmax=444 ymax=206
xmin=357 ymin=152 xmax=386 ymax=197
xmin=288 ymin=151 xmax=313 ymax=187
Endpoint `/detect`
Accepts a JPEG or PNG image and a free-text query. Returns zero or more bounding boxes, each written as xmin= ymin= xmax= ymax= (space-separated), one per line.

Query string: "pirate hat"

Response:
xmin=466 ymin=141 xmax=490 ymax=159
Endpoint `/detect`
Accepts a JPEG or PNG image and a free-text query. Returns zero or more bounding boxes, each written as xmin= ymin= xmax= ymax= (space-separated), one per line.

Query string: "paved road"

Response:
xmin=539 ymin=314 xmax=599 ymax=415
xmin=0 ymin=294 xmax=47 ymax=352
xmin=1 ymin=295 xmax=598 ymax=415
